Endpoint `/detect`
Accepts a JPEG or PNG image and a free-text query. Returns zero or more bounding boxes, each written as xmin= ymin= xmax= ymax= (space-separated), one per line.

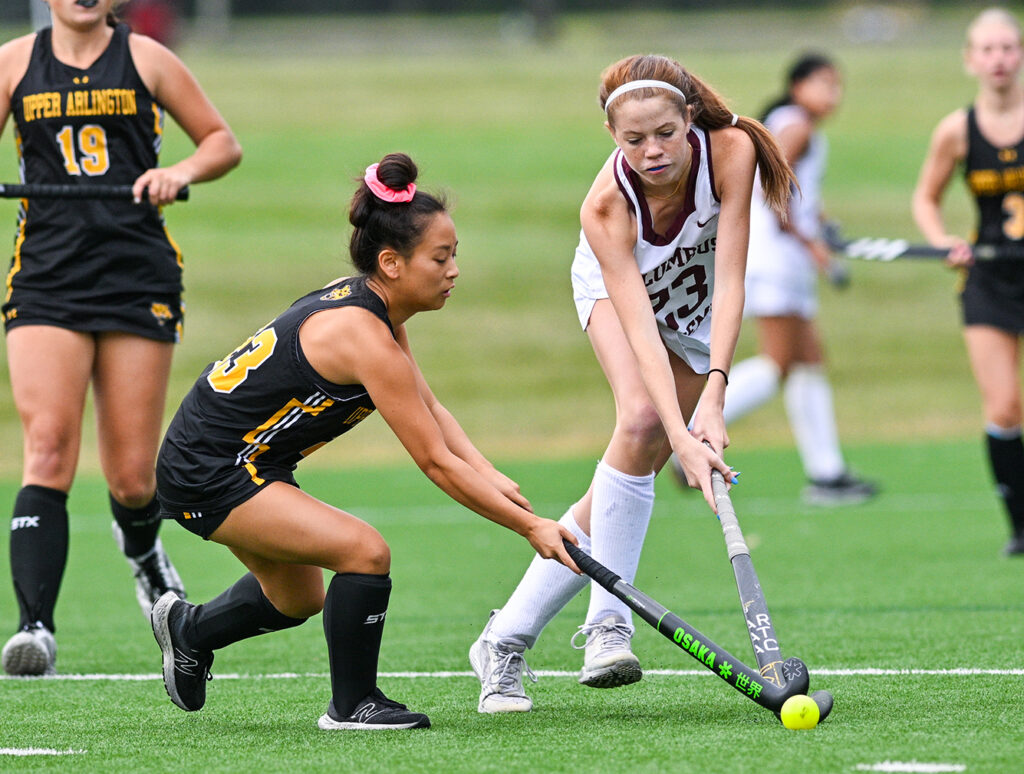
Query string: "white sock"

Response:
xmin=488 ymin=508 xmax=591 ymax=649
xmin=585 ymin=461 xmax=656 ymax=627
xmin=784 ymin=363 xmax=845 ymax=481
xmin=723 ymin=355 xmax=782 ymax=424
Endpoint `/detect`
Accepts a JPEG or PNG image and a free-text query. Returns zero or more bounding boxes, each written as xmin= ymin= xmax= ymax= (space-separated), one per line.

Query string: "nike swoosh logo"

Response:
xmin=697 ymin=217 xmax=714 ymax=228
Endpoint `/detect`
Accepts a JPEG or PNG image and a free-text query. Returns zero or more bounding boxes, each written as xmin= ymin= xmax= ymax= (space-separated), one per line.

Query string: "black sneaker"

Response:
xmin=151 ymin=592 xmax=213 ymax=711
xmin=317 ymin=687 xmax=431 ymax=730
xmin=114 ymin=523 xmax=186 ymax=618
xmin=802 ymin=472 xmax=878 ymax=506
xmin=1003 ymin=532 xmax=1024 ymax=557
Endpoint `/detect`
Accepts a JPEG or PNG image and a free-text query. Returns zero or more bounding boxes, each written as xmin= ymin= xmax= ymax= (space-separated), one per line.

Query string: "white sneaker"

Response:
xmin=113 ymin=522 xmax=186 ymax=618
xmin=2 ymin=623 xmax=57 ymax=676
xmin=572 ymin=614 xmax=642 ymax=688
xmin=469 ymin=609 xmax=535 ymax=713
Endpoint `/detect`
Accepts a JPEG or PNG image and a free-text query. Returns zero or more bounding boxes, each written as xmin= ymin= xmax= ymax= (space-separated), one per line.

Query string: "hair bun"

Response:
xmin=375 ymin=153 xmax=418 ymax=193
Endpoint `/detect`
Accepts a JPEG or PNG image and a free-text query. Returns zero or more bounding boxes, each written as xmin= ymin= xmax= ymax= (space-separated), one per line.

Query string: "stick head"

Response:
xmin=810 ymin=689 xmax=834 ymax=722
xmin=781 ymin=657 xmax=811 ymax=695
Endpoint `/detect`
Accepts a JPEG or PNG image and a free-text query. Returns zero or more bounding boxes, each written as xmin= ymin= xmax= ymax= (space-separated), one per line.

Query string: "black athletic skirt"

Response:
xmin=3 ymin=288 xmax=184 ymax=343
xmin=960 ymin=261 xmax=1024 ymax=334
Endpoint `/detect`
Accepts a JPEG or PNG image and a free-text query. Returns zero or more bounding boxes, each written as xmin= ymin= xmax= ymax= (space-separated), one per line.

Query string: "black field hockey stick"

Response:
xmin=823 ymin=221 xmax=1024 ymax=262
xmin=561 ymin=539 xmax=805 ymax=716
xmin=710 ymin=468 xmax=834 ymax=721
xmin=0 ymin=183 xmax=189 ymax=201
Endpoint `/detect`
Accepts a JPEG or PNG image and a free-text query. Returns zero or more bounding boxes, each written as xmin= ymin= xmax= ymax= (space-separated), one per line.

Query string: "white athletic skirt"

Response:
xmin=744 ymin=224 xmax=818 ymax=320
xmin=571 ymin=273 xmax=712 ymax=374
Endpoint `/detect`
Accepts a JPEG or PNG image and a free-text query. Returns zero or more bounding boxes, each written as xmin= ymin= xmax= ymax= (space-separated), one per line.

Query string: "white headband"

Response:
xmin=604 ymin=79 xmax=687 ymax=113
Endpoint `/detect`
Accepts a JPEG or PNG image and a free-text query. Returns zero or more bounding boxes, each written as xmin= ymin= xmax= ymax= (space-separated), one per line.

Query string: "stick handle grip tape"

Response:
xmin=0 ymin=183 xmax=189 ymax=201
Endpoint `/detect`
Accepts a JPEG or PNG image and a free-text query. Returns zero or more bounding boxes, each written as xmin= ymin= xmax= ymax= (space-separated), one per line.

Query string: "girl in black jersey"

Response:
xmin=0 ymin=0 xmax=241 ymax=676
xmin=913 ymin=8 xmax=1024 ymax=556
xmin=149 ymin=153 xmax=578 ymax=731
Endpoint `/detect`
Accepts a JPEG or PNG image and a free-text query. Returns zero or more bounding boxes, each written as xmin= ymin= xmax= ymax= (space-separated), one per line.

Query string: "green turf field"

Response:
xmin=0 ymin=6 xmax=992 ymax=475
xmin=2 ymin=441 xmax=1022 ymax=772
xmin=0 ymin=7 xmax=1022 ymax=773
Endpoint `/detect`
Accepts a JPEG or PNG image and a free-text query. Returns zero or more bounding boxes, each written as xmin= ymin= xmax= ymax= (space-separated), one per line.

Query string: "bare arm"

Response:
xmin=0 ymin=35 xmax=36 ymax=143
xmin=299 ymin=307 xmax=577 ymax=570
xmin=128 ymin=34 xmax=242 ymax=205
xmin=581 ymin=164 xmax=730 ymax=509
xmin=912 ymin=109 xmax=972 ymax=265
xmin=690 ymin=126 xmax=757 ymax=455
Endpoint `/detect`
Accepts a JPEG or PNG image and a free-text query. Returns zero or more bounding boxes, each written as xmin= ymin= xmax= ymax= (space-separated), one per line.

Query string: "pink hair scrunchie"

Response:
xmin=364 ymin=163 xmax=416 ymax=203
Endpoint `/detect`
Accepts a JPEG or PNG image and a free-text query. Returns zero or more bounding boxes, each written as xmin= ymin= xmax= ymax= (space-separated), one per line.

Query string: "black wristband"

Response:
xmin=707 ymin=368 xmax=729 ymax=386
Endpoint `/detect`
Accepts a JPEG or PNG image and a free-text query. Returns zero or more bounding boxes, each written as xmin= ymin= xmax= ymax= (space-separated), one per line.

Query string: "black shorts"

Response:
xmin=3 ymin=288 xmax=184 ymax=343
xmin=157 ymin=464 xmax=299 ymax=540
xmin=960 ymin=262 xmax=1024 ymax=334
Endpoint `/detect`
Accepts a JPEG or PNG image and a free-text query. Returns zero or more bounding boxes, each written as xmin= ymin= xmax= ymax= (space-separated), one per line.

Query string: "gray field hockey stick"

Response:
xmin=561 ymin=539 xmax=808 ymax=717
xmin=710 ymin=468 xmax=834 ymax=721
xmin=0 ymin=183 xmax=189 ymax=201
xmin=823 ymin=221 xmax=1023 ymax=262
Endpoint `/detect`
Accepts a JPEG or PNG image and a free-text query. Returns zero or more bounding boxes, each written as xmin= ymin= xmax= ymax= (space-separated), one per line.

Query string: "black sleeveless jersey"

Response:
xmin=6 ymin=23 xmax=181 ymax=302
xmin=157 ymin=276 xmax=392 ymax=512
xmin=965 ymin=107 xmax=1024 ymax=255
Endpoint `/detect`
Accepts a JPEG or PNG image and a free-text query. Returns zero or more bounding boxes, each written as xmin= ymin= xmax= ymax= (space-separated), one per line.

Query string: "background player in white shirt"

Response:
xmin=676 ymin=54 xmax=876 ymax=506
xmin=471 ymin=53 xmax=795 ymax=713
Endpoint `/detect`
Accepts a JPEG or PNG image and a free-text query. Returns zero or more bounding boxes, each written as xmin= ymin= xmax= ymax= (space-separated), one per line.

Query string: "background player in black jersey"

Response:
xmin=913 ymin=8 xmax=1024 ymax=556
xmin=0 ymin=0 xmax=242 ymax=675
xmin=149 ymin=152 xmax=579 ymax=731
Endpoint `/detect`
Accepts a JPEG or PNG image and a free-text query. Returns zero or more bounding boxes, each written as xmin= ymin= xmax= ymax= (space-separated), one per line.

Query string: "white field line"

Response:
xmin=2 ymin=667 xmax=1022 ymax=681
xmin=854 ymin=763 xmax=966 ymax=773
xmin=0 ymin=748 xmax=85 ymax=756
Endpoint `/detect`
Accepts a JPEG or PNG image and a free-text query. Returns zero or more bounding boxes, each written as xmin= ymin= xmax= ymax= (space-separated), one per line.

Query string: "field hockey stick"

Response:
xmin=823 ymin=221 xmax=1023 ymax=262
xmin=561 ymin=539 xmax=803 ymax=716
xmin=710 ymin=469 xmax=834 ymax=721
xmin=0 ymin=183 xmax=189 ymax=201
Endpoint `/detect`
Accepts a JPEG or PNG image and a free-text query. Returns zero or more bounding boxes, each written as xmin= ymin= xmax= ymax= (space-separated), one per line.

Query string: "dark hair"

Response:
xmin=348 ymin=153 xmax=448 ymax=276
xmin=599 ymin=54 xmax=796 ymax=219
xmin=760 ymin=53 xmax=836 ymax=121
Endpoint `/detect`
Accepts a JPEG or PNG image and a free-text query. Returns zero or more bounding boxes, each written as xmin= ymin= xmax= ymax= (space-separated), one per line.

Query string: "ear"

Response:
xmin=377 ymin=248 xmax=403 ymax=281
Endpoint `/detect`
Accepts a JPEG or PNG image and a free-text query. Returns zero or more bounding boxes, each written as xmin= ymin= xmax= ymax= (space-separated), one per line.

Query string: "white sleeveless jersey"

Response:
xmin=745 ymin=104 xmax=827 ymax=318
xmin=571 ymin=127 xmax=721 ymax=371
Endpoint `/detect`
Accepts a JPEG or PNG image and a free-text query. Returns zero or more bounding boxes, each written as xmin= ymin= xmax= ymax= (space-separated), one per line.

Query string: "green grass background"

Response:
xmin=0 ymin=5 xmax=990 ymax=474
xmin=0 ymin=6 xmax=1022 ymax=773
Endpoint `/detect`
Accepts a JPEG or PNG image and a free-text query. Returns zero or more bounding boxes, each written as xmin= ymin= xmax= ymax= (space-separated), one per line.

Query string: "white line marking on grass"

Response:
xmin=2 ymin=667 xmax=1022 ymax=681
xmin=854 ymin=763 xmax=966 ymax=773
xmin=0 ymin=748 xmax=85 ymax=756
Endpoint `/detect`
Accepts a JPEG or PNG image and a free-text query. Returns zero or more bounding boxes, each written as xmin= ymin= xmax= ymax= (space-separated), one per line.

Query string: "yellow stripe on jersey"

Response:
xmin=240 ymin=396 xmax=337 ymax=484
xmin=5 ymin=207 xmax=28 ymax=303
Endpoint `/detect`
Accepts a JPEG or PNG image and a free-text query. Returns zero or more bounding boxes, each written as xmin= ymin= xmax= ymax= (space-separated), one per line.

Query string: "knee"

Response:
xmin=323 ymin=525 xmax=391 ymax=575
xmin=616 ymin=402 xmax=665 ymax=452
xmin=107 ymin=472 xmax=157 ymax=509
xmin=984 ymin=393 xmax=1023 ymax=429
xmin=22 ymin=420 xmax=77 ymax=484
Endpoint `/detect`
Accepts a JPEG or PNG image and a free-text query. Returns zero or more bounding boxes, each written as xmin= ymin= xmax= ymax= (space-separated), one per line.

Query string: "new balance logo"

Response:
xmin=11 ymin=516 xmax=40 ymax=530
xmin=352 ymin=702 xmax=381 ymax=723
xmin=174 ymin=647 xmax=201 ymax=677
xmin=364 ymin=611 xmax=387 ymax=625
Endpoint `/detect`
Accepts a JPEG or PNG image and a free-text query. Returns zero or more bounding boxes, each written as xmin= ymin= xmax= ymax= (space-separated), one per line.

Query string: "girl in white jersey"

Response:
xmin=675 ymin=54 xmax=877 ymax=506
xmin=471 ymin=54 xmax=795 ymax=713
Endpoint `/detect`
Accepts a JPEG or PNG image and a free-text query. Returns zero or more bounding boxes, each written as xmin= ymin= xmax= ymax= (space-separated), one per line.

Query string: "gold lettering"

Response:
xmin=21 ymin=92 xmax=63 ymax=121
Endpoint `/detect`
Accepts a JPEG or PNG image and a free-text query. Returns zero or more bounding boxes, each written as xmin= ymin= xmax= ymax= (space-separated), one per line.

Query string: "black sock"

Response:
xmin=10 ymin=485 xmax=69 ymax=632
xmin=110 ymin=493 xmax=162 ymax=558
xmin=323 ymin=572 xmax=391 ymax=717
xmin=986 ymin=431 xmax=1024 ymax=534
xmin=188 ymin=572 xmax=306 ymax=651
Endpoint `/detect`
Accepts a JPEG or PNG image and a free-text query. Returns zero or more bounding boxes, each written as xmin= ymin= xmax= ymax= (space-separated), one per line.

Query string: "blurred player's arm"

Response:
xmin=129 ymin=34 xmax=242 ymax=204
xmin=0 ymin=35 xmax=35 ymax=141
xmin=912 ymin=109 xmax=972 ymax=265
